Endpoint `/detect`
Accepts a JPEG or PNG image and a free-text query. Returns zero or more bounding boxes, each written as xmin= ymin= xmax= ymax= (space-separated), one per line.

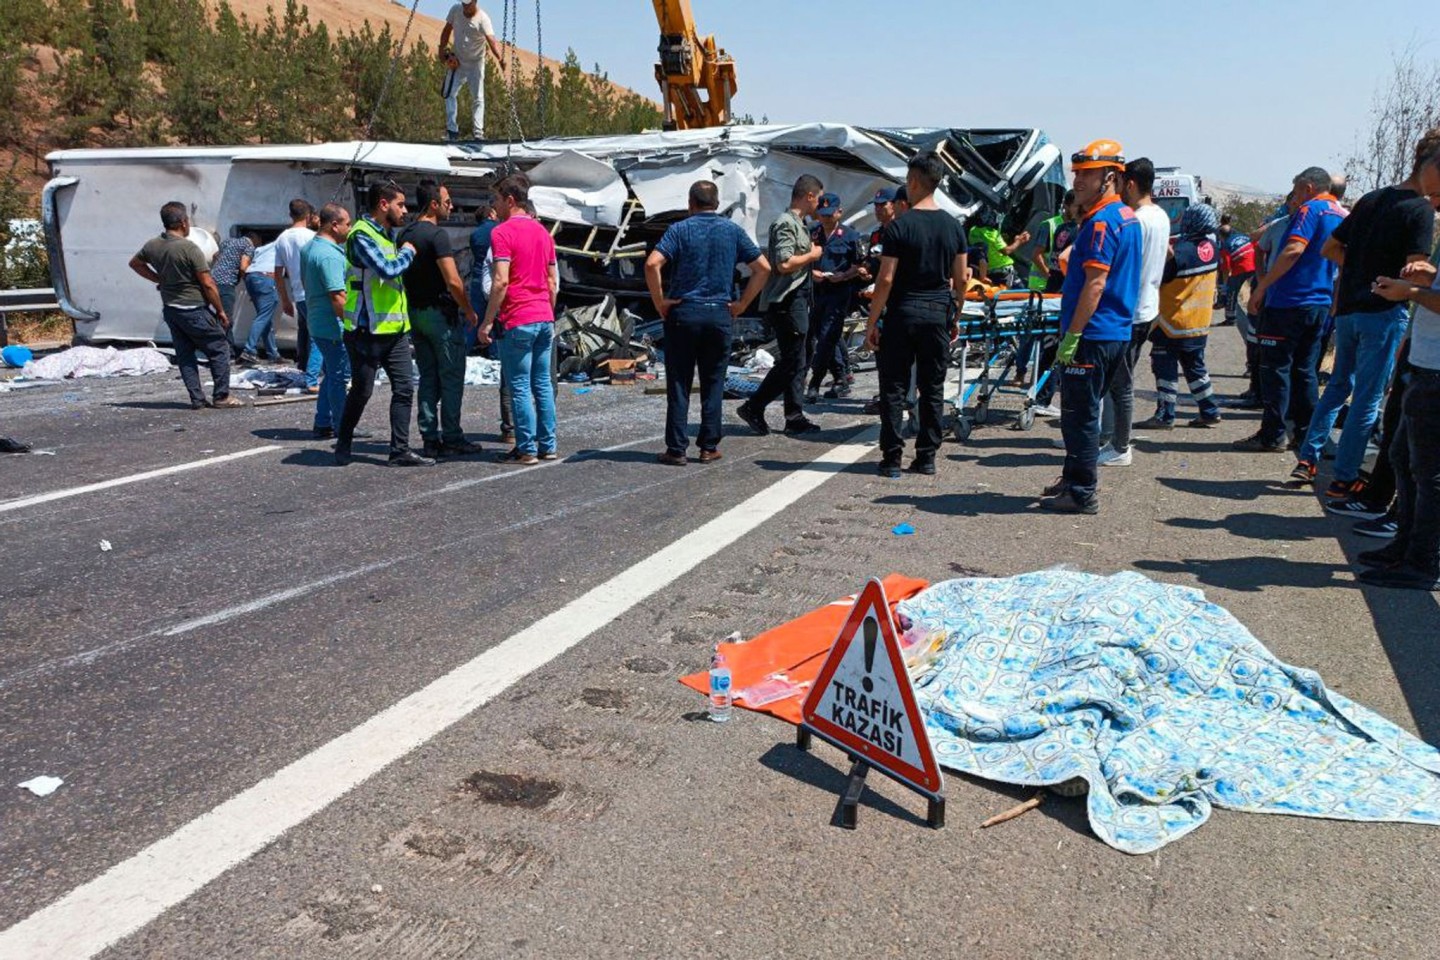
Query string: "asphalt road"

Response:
xmin=2 ymin=326 xmax=1438 ymax=959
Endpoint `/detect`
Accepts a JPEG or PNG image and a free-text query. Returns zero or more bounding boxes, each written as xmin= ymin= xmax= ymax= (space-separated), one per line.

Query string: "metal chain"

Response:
xmin=502 ymin=0 xmax=525 ymax=159
xmin=331 ymin=0 xmax=421 ymax=203
xmin=534 ymin=0 xmax=546 ymax=137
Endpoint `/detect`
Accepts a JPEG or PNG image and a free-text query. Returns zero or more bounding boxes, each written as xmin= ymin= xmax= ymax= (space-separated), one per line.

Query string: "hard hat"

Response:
xmin=1071 ymin=139 xmax=1126 ymax=172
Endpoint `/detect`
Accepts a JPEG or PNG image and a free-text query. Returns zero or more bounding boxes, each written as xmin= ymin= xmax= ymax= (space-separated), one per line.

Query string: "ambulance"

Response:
xmin=1153 ymin=167 xmax=1204 ymax=236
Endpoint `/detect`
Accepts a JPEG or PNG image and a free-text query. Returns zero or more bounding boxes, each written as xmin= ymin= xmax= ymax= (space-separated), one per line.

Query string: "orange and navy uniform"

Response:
xmin=1058 ymin=195 xmax=1143 ymax=341
xmin=1267 ymin=193 xmax=1346 ymax=309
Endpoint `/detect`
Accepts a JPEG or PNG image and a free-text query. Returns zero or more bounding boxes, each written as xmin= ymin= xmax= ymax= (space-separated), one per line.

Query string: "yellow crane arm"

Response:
xmin=651 ymin=0 xmax=738 ymax=130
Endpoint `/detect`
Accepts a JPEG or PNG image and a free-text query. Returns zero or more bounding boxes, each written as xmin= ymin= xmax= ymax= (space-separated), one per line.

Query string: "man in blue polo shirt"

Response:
xmin=1040 ymin=139 xmax=1143 ymax=515
xmin=1237 ymin=166 xmax=1346 ymax=452
xmin=300 ymin=203 xmax=354 ymax=440
xmin=645 ymin=180 xmax=772 ymax=465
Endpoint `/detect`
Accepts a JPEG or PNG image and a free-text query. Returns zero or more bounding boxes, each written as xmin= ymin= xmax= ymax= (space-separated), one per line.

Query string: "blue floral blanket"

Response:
xmin=899 ymin=571 xmax=1440 ymax=853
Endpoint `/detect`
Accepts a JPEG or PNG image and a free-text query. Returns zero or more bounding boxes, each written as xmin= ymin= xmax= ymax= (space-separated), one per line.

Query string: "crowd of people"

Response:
xmin=53 ymin=124 xmax=1440 ymax=593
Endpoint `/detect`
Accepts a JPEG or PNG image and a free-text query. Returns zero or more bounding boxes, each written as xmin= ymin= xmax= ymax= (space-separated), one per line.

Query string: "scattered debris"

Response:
xmin=981 ymin=793 xmax=1044 ymax=828
xmin=228 ymin=368 xmax=307 ymax=391
xmin=18 ymin=776 xmax=64 ymax=797
xmin=892 ymin=523 xmax=916 ymax=536
xmin=464 ymin=356 xmax=502 ymax=386
xmin=744 ymin=349 xmax=775 ymax=373
xmin=98 ymin=539 xmax=112 ymax=552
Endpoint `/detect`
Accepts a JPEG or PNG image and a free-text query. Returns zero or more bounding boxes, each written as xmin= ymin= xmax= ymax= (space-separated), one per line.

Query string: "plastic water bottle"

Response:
xmin=708 ymin=649 xmax=732 ymax=722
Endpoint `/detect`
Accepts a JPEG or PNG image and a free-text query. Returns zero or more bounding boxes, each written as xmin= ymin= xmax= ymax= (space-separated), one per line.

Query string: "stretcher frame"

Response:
xmin=946 ymin=290 xmax=1062 ymax=442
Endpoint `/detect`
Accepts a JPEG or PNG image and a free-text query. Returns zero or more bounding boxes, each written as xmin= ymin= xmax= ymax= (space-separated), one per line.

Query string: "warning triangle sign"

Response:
xmin=801 ymin=578 xmax=942 ymax=795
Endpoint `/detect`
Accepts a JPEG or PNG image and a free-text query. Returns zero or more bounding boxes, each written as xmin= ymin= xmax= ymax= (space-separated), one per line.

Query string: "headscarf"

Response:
xmin=1169 ymin=203 xmax=1220 ymax=279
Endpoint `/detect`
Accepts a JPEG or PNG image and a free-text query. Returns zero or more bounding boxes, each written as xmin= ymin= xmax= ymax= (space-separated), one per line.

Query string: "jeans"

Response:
xmin=499 ymin=321 xmax=557 ymax=455
xmin=1296 ymin=307 xmax=1408 ymax=479
xmin=243 ymin=273 xmax=280 ymax=358
xmin=217 ymin=283 xmax=238 ymax=347
xmin=1059 ymin=338 xmax=1130 ymax=503
xmin=1389 ymin=368 xmax=1440 ymax=575
xmin=1224 ymin=271 xmax=1254 ymax=323
xmin=1257 ymin=304 xmax=1328 ymax=446
xmin=339 ymin=330 xmax=415 ymax=458
xmin=750 ymin=291 xmax=809 ymax=421
xmin=1148 ymin=333 xmax=1220 ymax=423
xmin=412 ymin=306 xmax=468 ymax=444
xmin=807 ymin=291 xmax=851 ymax=390
xmin=311 ymin=335 xmax=350 ymax=431
xmin=1099 ymin=324 xmax=1146 ymax=452
xmin=878 ymin=301 xmax=951 ymax=462
xmin=295 ymin=300 xmax=322 ymax=387
xmin=443 ymin=57 xmax=486 ymax=137
xmin=663 ymin=303 xmax=732 ymax=454
xmin=163 ymin=304 xmax=232 ymax=405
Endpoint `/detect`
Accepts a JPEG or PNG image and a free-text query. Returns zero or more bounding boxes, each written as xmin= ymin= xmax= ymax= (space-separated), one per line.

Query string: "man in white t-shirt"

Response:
xmin=438 ymin=0 xmax=507 ymax=141
xmin=1097 ymin=157 xmax=1170 ymax=466
xmin=273 ymin=198 xmax=320 ymax=388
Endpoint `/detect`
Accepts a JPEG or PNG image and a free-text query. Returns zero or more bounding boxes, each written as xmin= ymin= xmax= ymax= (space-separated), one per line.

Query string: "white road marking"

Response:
xmin=0 ymin=446 xmax=283 ymax=514
xmin=0 ymin=425 xmax=879 ymax=958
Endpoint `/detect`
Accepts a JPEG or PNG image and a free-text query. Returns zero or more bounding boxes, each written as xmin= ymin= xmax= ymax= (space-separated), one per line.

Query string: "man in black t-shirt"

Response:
xmin=864 ymin=152 xmax=968 ymax=477
xmin=1293 ymin=135 xmax=1438 ymax=499
xmin=398 ymin=179 xmax=483 ymax=458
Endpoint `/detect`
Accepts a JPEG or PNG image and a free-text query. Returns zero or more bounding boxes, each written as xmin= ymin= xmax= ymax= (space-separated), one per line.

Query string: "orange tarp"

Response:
xmin=678 ymin=574 xmax=930 ymax=725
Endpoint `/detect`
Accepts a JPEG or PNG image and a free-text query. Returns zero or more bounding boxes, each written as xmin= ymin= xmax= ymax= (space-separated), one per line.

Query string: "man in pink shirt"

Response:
xmin=479 ymin=177 xmax=559 ymax=465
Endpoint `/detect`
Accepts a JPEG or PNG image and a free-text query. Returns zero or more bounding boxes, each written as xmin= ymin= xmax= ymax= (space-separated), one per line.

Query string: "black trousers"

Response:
xmin=878 ymin=302 xmax=951 ymax=462
xmin=1390 ymin=368 xmax=1440 ymax=574
xmin=339 ymin=330 xmax=414 ymax=457
xmin=1365 ymin=339 xmax=1410 ymax=509
xmin=1059 ymin=338 xmax=1130 ymax=503
xmin=750 ymin=291 xmax=809 ymax=421
xmin=807 ymin=291 xmax=851 ymax=390
xmin=663 ymin=303 xmax=731 ymax=454
xmin=163 ymin=304 xmax=232 ymax=405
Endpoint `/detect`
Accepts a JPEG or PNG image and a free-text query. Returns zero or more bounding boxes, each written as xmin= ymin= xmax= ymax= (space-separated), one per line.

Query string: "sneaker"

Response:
xmin=908 ymin=458 xmax=936 ymax=476
xmin=0 ymin=436 xmax=33 ymax=454
xmin=698 ymin=449 xmax=722 ymax=464
xmin=1042 ymin=475 xmax=1067 ymax=498
xmin=313 ymin=426 xmax=335 ymax=439
xmin=537 ymin=450 xmax=559 ymax=461
xmin=236 ymin=351 xmax=260 ymax=365
xmin=1133 ymin=417 xmax=1174 ymax=431
xmin=736 ymin=402 xmax=770 ymax=436
xmin=1357 ymin=565 xmax=1440 ymax=592
xmin=422 ymin=439 xmax=444 ymax=459
xmin=783 ymin=417 xmax=822 ymax=435
xmin=1188 ymin=413 xmax=1223 ymax=428
xmin=804 ymin=388 xmax=821 ymax=405
xmin=1289 ymin=460 xmax=1317 ymax=484
xmin=877 ymin=458 xmax=902 ymax=479
xmin=333 ymin=449 xmax=352 ymax=466
xmin=1231 ymin=392 xmax=1263 ymax=410
xmin=1325 ymin=497 xmax=1387 ymax=521
xmin=823 ymin=383 xmax=851 ymax=400
xmin=1097 ymin=445 xmax=1132 ymax=467
xmin=1233 ymin=432 xmax=1286 ymax=453
xmin=1040 ymin=489 xmax=1098 ymax=515
xmin=657 ymin=450 xmax=687 ymax=466
xmin=1031 ymin=403 xmax=1061 ymax=418
xmin=1353 ymin=513 xmax=1399 ymax=539
xmin=1324 ymin=478 xmax=1366 ymax=500
xmin=1357 ymin=544 xmax=1407 ymax=568
xmin=210 ymin=396 xmax=244 ymax=409
xmin=389 ymin=449 xmax=437 ymax=467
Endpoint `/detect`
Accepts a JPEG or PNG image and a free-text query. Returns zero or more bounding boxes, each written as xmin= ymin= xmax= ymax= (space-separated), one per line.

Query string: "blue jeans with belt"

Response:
xmin=1297 ymin=306 xmax=1408 ymax=478
xmin=664 ymin=302 xmax=732 ymax=455
xmin=1257 ymin=304 xmax=1328 ymax=446
xmin=243 ymin=273 xmax=280 ymax=358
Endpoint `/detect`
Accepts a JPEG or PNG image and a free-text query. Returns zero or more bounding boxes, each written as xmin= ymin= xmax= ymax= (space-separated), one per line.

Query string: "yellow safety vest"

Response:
xmin=343 ymin=216 xmax=410 ymax=335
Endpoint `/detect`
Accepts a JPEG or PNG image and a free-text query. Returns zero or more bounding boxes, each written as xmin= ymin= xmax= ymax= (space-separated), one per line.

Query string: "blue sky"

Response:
xmin=417 ymin=0 xmax=1438 ymax=194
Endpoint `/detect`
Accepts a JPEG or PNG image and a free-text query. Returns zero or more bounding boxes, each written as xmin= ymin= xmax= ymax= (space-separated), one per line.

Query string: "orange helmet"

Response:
xmin=1071 ymin=139 xmax=1126 ymax=172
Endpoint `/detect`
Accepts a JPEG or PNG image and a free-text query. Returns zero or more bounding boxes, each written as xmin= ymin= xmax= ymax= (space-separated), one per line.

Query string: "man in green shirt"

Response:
xmin=967 ymin=209 xmax=1030 ymax=288
xmin=127 ymin=201 xmax=242 ymax=410
xmin=737 ymin=174 xmax=825 ymax=436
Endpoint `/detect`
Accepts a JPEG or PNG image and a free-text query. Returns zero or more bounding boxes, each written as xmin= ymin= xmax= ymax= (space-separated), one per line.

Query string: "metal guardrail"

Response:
xmin=0 ymin=288 xmax=61 ymax=314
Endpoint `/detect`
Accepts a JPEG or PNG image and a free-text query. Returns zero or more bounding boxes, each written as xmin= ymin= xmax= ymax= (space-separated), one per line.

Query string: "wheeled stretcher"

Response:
xmin=946 ymin=291 xmax=1063 ymax=442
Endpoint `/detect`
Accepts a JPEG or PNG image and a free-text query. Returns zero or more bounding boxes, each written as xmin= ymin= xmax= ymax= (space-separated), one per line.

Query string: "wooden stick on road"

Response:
xmin=980 ymin=793 xmax=1044 ymax=828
